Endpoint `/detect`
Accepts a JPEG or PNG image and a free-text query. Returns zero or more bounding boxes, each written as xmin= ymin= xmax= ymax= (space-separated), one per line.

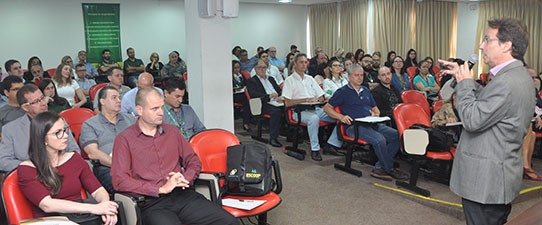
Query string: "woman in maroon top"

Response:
xmin=17 ymin=111 xmax=118 ymax=225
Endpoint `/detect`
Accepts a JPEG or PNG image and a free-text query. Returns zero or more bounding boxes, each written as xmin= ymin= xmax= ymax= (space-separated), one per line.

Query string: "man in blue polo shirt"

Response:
xmin=323 ymin=64 xmax=408 ymax=181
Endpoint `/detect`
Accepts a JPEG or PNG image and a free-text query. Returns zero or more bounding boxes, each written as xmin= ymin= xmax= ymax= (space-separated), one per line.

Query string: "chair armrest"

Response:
xmin=272 ymin=160 xmax=282 ymax=194
xmin=194 ymin=172 xmax=221 ymax=203
xmin=114 ymin=192 xmax=143 ymax=225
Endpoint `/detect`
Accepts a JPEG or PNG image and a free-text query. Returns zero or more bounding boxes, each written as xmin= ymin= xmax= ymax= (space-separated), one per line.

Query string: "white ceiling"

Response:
xmin=239 ymin=0 xmax=482 ymax=6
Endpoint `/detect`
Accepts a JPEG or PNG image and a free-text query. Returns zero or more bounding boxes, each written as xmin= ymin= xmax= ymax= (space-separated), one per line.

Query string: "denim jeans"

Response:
xmin=346 ymin=123 xmax=399 ymax=173
xmin=95 ymin=165 xmax=114 ymax=194
xmin=292 ymin=107 xmax=339 ymax=151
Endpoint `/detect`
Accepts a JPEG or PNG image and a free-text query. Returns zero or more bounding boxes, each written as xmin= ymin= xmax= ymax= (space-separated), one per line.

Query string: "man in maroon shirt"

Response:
xmin=111 ymin=87 xmax=237 ymax=225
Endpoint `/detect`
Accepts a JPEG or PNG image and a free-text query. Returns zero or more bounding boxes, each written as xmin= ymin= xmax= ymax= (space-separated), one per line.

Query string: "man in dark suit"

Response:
xmin=246 ymin=59 xmax=283 ymax=147
xmin=439 ymin=18 xmax=533 ymax=224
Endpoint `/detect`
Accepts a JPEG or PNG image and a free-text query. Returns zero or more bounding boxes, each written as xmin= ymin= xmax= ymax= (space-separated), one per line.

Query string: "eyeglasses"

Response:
xmin=331 ymin=64 xmax=342 ymax=67
xmin=482 ymin=37 xmax=499 ymax=44
xmin=362 ymin=60 xmax=373 ymax=64
xmin=23 ymin=95 xmax=45 ymax=106
xmin=255 ymin=66 xmax=268 ymax=70
xmin=48 ymin=127 xmax=70 ymax=139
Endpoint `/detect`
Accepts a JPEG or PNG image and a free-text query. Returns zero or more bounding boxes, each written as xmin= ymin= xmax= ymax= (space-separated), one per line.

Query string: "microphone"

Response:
xmin=448 ymin=54 xmax=479 ymax=88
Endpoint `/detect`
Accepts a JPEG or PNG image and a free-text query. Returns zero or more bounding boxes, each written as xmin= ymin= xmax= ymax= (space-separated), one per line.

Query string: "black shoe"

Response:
xmin=269 ymin=138 xmax=283 ymax=147
xmin=388 ymin=168 xmax=409 ymax=181
xmin=370 ymin=168 xmax=392 ymax=181
xmin=322 ymin=144 xmax=344 ymax=156
xmin=311 ymin=151 xmax=322 ymax=161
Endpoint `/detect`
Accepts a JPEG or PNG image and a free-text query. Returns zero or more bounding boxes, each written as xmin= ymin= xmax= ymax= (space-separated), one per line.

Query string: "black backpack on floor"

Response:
xmin=225 ymin=142 xmax=274 ymax=196
xmin=408 ymin=124 xmax=454 ymax=153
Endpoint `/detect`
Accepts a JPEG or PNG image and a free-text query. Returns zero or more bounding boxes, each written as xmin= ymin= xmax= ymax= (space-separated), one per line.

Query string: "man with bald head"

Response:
xmin=120 ymin=72 xmax=164 ymax=116
xmin=372 ymin=67 xmax=402 ymax=119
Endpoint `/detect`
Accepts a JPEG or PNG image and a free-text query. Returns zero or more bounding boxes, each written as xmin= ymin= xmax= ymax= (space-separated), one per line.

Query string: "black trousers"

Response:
xmin=262 ymin=104 xmax=282 ymax=139
xmin=140 ymin=188 xmax=238 ymax=225
xmin=233 ymin=93 xmax=251 ymax=125
xmin=462 ymin=198 xmax=511 ymax=225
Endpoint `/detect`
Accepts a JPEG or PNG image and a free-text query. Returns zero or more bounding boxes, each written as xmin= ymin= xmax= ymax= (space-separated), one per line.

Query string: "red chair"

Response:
xmin=432 ymin=66 xmax=440 ymax=79
xmin=285 ymin=106 xmax=333 ymax=160
xmin=59 ymin=108 xmax=96 ymax=159
xmin=393 ymin=103 xmax=456 ymax=197
xmin=333 ymin=107 xmax=371 ymax=177
xmin=89 ymin=83 xmax=108 ymax=101
xmin=479 ymin=73 xmax=488 ymax=83
xmin=189 ymin=129 xmax=282 ymax=225
xmin=244 ymin=91 xmax=272 ymax=144
xmin=406 ymin=67 xmax=417 ymax=80
xmin=401 ymin=90 xmax=431 ymax=118
xmin=183 ymin=72 xmax=187 ymax=81
xmin=2 ymin=169 xmax=87 ymax=225
xmin=432 ymin=100 xmax=445 ymax=113
xmin=241 ymin=71 xmax=251 ymax=80
xmin=46 ymin=68 xmax=57 ymax=76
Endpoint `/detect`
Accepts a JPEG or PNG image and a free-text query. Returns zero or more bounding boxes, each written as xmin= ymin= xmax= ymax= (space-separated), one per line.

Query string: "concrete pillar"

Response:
xmin=184 ymin=0 xmax=234 ymax=132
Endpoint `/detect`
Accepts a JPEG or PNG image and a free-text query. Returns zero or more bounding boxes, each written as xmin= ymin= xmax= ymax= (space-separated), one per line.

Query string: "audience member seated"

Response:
xmin=123 ymin=48 xmax=145 ymax=88
xmin=268 ymin=46 xmax=285 ymax=72
xmin=290 ymin=44 xmax=299 ymax=54
xmin=423 ymin=56 xmax=436 ymax=76
xmin=0 ymin=91 xmax=7 ymax=109
xmin=0 ymin=84 xmax=80 ymax=172
xmin=23 ymin=56 xmax=51 ymax=82
xmin=38 ymin=79 xmax=71 ymax=114
xmin=145 ymin=52 xmax=164 ymax=81
xmin=232 ymin=46 xmax=241 ymax=61
xmin=354 ymin=48 xmax=365 ymax=65
xmin=249 ymin=46 xmax=264 ymax=70
xmin=360 ymin=54 xmax=379 ymax=90
xmin=18 ymin=111 xmax=118 ymax=224
xmin=334 ymin=48 xmax=345 ymax=63
xmin=2 ymin=59 xmax=24 ymax=82
xmin=61 ymin=56 xmax=76 ymax=77
xmin=413 ymin=60 xmax=440 ymax=105
xmin=162 ymin=77 xmax=205 ymax=140
xmin=404 ymin=48 xmax=418 ymax=69
xmin=342 ymin=58 xmax=353 ymax=80
xmin=75 ymin=64 xmax=97 ymax=102
xmin=120 ymin=73 xmax=163 ymax=117
xmin=232 ymin=60 xmax=251 ymax=131
xmin=308 ymin=51 xmax=328 ymax=77
xmin=77 ymin=50 xmax=99 ymax=79
xmin=372 ymin=51 xmax=382 ymax=70
xmin=522 ymin=68 xmax=542 ymax=181
xmin=162 ymin=51 xmax=187 ymax=79
xmin=93 ymin=67 xmax=131 ymax=112
xmin=313 ymin=62 xmax=328 ymax=85
xmin=323 ymin=64 xmax=408 ymax=181
xmin=372 ymin=67 xmax=403 ymax=119
xmin=282 ymin=53 xmax=340 ymax=161
xmin=345 ymin=51 xmax=354 ymax=63
xmin=239 ymin=49 xmax=254 ymax=72
xmin=52 ymin=63 xmax=87 ymax=108
xmin=246 ymin=59 xmax=284 ymax=147
xmin=323 ymin=58 xmax=348 ymax=99
xmin=99 ymin=49 xmax=119 ymax=75
xmin=81 ymin=86 xmax=136 ymax=193
xmin=431 ymin=93 xmax=459 ymax=128
xmin=384 ymin=51 xmax=396 ymax=68
xmin=250 ymin=50 xmax=284 ymax=85
xmin=0 ymin=76 xmax=25 ymax=134
xmin=308 ymin=46 xmax=323 ymax=72
xmin=283 ymin=52 xmax=295 ymax=77
xmin=390 ymin=56 xmax=412 ymax=93
xmin=111 ymin=87 xmax=238 ymax=225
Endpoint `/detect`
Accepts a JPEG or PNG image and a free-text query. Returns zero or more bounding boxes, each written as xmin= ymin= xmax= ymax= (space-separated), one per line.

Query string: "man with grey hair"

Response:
xmin=162 ymin=51 xmax=187 ymax=78
xmin=268 ymin=46 xmax=285 ymax=71
xmin=323 ymin=64 xmax=407 ymax=181
xmin=120 ymin=72 xmax=164 ymax=116
xmin=309 ymin=51 xmax=329 ymax=76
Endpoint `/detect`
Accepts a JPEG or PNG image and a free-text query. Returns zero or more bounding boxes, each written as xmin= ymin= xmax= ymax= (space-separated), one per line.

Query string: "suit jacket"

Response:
xmin=450 ymin=60 xmax=535 ymax=204
xmin=246 ymin=75 xmax=281 ymax=103
xmin=0 ymin=115 xmax=80 ymax=172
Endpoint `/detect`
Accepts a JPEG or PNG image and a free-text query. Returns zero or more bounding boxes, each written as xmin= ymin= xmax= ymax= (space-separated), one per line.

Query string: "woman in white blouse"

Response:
xmin=323 ymin=58 xmax=349 ymax=99
xmin=52 ymin=63 xmax=87 ymax=108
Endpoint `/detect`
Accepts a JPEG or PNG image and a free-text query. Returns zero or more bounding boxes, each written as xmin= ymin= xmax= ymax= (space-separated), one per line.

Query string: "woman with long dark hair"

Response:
xmin=404 ymin=49 xmax=418 ymax=69
xmin=52 ymin=63 xmax=87 ymax=108
xmin=413 ymin=60 xmax=440 ymax=104
xmin=354 ymin=49 xmax=365 ymax=64
xmin=17 ymin=111 xmax=118 ymax=224
xmin=389 ymin=56 xmax=412 ymax=93
xmin=384 ymin=51 xmax=397 ymax=68
xmin=232 ymin=60 xmax=251 ymax=130
xmin=283 ymin=52 xmax=295 ymax=77
xmin=38 ymin=79 xmax=70 ymax=113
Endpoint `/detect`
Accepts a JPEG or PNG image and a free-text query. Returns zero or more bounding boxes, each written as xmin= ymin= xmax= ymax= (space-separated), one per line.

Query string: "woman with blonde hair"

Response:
xmin=52 ymin=63 xmax=87 ymax=108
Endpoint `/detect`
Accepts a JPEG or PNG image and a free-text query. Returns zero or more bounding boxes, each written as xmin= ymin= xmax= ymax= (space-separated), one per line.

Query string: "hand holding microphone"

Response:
xmin=438 ymin=54 xmax=478 ymax=87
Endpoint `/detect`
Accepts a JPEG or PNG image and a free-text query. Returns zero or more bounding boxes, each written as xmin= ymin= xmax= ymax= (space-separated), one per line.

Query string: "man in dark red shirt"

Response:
xmin=111 ymin=87 xmax=237 ymax=225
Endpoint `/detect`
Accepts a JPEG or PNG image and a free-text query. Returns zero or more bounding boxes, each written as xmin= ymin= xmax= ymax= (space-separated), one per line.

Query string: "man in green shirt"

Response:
xmin=123 ymin=47 xmax=145 ymax=88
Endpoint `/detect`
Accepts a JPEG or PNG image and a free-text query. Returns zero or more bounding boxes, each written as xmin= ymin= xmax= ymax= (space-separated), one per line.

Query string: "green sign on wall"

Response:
xmin=82 ymin=3 xmax=121 ymax=64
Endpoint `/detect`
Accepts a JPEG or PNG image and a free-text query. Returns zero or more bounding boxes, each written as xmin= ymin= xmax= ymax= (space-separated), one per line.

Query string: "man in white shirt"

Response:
xmin=250 ymin=50 xmax=284 ymax=85
xmin=282 ymin=53 xmax=340 ymax=161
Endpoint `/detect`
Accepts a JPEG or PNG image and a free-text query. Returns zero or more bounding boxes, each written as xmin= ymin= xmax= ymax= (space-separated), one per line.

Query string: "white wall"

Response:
xmin=231 ymin=3 xmax=308 ymax=59
xmin=456 ymin=2 xmax=480 ymax=59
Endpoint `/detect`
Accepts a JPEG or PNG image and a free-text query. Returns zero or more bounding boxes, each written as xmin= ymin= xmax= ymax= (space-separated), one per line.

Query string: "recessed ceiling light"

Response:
xmin=279 ymin=0 xmax=292 ymax=3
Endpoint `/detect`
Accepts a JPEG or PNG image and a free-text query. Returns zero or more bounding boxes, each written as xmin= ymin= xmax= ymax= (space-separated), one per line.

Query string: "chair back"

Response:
xmin=401 ymin=90 xmax=431 ymax=118
xmin=406 ymin=66 xmax=417 ymax=79
xmin=89 ymin=83 xmax=108 ymax=101
xmin=432 ymin=66 xmax=441 ymax=79
xmin=2 ymin=170 xmax=88 ymax=225
xmin=249 ymin=98 xmax=262 ymax=116
xmin=183 ymin=72 xmax=187 ymax=81
xmin=46 ymin=68 xmax=57 ymax=76
xmin=189 ymin=129 xmax=240 ymax=173
xmin=432 ymin=100 xmax=445 ymax=113
xmin=479 ymin=73 xmax=488 ymax=83
xmin=393 ymin=103 xmax=431 ymax=137
xmin=241 ymin=71 xmax=251 ymax=80
xmin=59 ymin=108 xmax=97 ymax=158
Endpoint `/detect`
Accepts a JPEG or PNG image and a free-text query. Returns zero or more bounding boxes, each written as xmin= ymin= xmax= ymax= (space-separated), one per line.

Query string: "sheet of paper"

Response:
xmin=355 ymin=116 xmax=391 ymax=123
xmin=222 ymin=199 xmax=266 ymax=210
xmin=445 ymin=122 xmax=462 ymax=127
xmin=268 ymin=101 xmax=284 ymax=107
xmin=21 ymin=216 xmax=77 ymax=225
xmin=234 ymin=87 xmax=246 ymax=94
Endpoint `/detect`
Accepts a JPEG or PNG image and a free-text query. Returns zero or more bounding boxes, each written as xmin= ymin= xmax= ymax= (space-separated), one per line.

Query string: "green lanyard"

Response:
xmin=164 ymin=105 xmax=187 ymax=138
